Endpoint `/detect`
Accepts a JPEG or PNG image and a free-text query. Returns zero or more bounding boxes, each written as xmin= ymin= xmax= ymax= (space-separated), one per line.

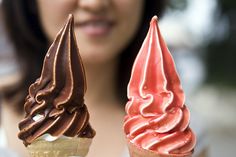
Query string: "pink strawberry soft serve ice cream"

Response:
xmin=124 ymin=16 xmax=196 ymax=156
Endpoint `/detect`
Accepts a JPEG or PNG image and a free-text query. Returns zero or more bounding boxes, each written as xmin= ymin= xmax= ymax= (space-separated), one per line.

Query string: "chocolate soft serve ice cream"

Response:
xmin=18 ymin=14 xmax=95 ymax=157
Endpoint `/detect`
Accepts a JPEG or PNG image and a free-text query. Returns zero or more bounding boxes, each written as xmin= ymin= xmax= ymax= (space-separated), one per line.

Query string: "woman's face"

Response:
xmin=37 ymin=0 xmax=144 ymax=64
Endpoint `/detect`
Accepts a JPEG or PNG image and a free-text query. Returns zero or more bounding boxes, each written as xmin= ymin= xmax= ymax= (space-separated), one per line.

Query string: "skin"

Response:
xmin=37 ymin=0 xmax=144 ymax=64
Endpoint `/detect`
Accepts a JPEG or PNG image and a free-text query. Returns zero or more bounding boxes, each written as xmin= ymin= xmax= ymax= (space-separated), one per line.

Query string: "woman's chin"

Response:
xmin=82 ymin=53 xmax=118 ymax=65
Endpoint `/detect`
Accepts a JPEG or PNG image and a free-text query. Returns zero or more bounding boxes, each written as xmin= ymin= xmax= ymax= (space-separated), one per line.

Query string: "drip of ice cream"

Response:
xmin=18 ymin=15 xmax=95 ymax=146
xmin=124 ymin=16 xmax=196 ymax=156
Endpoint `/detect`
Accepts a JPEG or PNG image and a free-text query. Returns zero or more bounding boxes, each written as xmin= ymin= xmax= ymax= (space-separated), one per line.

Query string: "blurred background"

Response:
xmin=0 ymin=0 xmax=236 ymax=157
xmin=160 ymin=0 xmax=236 ymax=156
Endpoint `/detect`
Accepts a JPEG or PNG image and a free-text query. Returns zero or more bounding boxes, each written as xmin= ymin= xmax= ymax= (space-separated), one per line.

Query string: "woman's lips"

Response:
xmin=75 ymin=18 xmax=115 ymax=37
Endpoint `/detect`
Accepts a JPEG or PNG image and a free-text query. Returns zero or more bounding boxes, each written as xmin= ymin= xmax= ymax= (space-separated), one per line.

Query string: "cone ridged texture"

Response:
xmin=127 ymin=140 xmax=192 ymax=157
xmin=27 ymin=138 xmax=92 ymax=157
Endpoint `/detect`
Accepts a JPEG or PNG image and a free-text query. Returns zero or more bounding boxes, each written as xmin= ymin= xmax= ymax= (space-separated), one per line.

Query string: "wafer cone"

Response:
xmin=127 ymin=140 xmax=192 ymax=157
xmin=27 ymin=137 xmax=92 ymax=157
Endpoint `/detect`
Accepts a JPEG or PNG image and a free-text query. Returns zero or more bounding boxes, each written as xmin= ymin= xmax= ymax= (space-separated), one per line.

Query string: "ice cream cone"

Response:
xmin=124 ymin=16 xmax=196 ymax=157
xmin=18 ymin=14 xmax=95 ymax=157
xmin=127 ymin=140 xmax=192 ymax=157
xmin=27 ymin=137 xmax=92 ymax=157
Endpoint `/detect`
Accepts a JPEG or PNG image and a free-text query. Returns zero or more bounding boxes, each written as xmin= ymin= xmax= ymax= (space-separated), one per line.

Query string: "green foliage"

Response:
xmin=205 ymin=38 xmax=236 ymax=87
xmin=168 ymin=0 xmax=188 ymax=10
xmin=218 ymin=0 xmax=236 ymax=12
xmin=205 ymin=0 xmax=236 ymax=87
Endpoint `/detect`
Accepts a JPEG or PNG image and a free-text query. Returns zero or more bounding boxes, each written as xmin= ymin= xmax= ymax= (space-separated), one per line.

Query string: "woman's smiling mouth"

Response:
xmin=75 ymin=17 xmax=115 ymax=37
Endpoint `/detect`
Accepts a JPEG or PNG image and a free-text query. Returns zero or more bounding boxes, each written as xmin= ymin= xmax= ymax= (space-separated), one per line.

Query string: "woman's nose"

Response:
xmin=78 ymin=0 xmax=110 ymax=13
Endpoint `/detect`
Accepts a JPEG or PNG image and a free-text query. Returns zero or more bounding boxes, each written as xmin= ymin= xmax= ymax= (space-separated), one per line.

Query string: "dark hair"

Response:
xmin=1 ymin=0 xmax=166 ymax=113
xmin=1 ymin=0 xmax=48 ymax=113
xmin=118 ymin=1 xmax=166 ymax=102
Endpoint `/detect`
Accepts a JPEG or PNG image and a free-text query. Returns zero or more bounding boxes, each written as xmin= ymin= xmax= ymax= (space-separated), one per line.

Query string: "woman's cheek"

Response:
xmin=37 ymin=0 xmax=77 ymax=41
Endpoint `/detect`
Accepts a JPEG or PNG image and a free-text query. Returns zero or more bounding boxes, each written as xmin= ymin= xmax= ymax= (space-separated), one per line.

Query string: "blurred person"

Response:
xmin=0 ymin=1 xmax=166 ymax=157
xmin=0 ymin=1 xmax=208 ymax=157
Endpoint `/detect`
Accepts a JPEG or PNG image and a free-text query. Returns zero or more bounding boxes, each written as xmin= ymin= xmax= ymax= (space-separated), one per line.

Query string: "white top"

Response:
xmin=0 ymin=148 xmax=20 ymax=157
xmin=0 ymin=128 xmax=20 ymax=157
xmin=0 ymin=127 xmax=7 ymax=147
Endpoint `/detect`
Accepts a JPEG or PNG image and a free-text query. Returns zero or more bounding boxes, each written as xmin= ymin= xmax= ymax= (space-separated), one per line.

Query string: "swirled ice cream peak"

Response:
xmin=124 ymin=16 xmax=196 ymax=156
xmin=18 ymin=14 xmax=95 ymax=146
